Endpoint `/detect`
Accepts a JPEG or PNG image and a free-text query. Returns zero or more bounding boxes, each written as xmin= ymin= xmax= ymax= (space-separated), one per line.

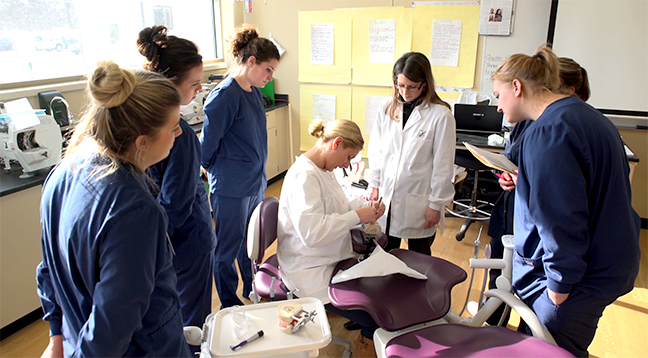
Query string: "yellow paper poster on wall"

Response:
xmin=351 ymin=86 xmax=392 ymax=155
xmin=412 ymin=3 xmax=479 ymax=88
xmin=299 ymin=85 xmax=352 ymax=151
xmin=352 ymin=7 xmax=413 ymax=86
xmin=437 ymin=91 xmax=462 ymax=111
xmin=298 ymin=10 xmax=352 ymax=84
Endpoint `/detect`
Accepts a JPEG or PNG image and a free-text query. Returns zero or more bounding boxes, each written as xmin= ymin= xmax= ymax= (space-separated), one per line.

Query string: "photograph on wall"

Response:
xmin=479 ymin=0 xmax=514 ymax=36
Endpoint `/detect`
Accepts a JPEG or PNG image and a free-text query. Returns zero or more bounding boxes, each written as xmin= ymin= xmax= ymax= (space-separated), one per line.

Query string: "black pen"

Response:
xmin=230 ymin=330 xmax=264 ymax=351
xmin=376 ymin=197 xmax=383 ymax=212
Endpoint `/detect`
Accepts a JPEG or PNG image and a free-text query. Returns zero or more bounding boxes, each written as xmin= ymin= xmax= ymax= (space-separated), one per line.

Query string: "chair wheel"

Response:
xmin=456 ymin=232 xmax=465 ymax=241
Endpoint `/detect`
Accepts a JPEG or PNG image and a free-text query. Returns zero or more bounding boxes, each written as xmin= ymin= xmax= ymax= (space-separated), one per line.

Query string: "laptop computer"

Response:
xmin=454 ymin=103 xmax=504 ymax=135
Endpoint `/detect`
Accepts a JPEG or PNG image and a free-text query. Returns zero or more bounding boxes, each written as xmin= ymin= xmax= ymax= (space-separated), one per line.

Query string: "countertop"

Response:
xmin=0 ymin=162 xmax=51 ymax=197
xmin=1 ymin=99 xmax=290 ymax=197
xmin=190 ymin=98 xmax=288 ymax=134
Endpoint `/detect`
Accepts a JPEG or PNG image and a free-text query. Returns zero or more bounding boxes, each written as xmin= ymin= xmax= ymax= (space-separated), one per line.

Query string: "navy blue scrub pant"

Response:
xmin=519 ymin=288 xmax=617 ymax=357
xmin=211 ymin=188 xmax=263 ymax=309
xmin=174 ymin=250 xmax=214 ymax=353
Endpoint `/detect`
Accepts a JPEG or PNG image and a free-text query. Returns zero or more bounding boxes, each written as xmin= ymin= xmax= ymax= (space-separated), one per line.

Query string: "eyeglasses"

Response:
xmin=396 ymin=82 xmax=424 ymax=92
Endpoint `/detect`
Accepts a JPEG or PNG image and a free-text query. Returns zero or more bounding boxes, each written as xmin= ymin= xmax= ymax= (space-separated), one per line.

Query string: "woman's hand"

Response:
xmin=364 ymin=187 xmax=379 ymax=201
xmin=356 ymin=200 xmax=385 ymax=224
xmin=200 ymin=166 xmax=208 ymax=183
xmin=373 ymin=199 xmax=386 ymax=219
xmin=424 ymin=208 xmax=440 ymax=229
xmin=547 ymin=288 xmax=569 ymax=305
xmin=41 ymin=335 xmax=63 ymax=358
xmin=356 ymin=206 xmax=377 ymax=223
xmin=498 ymin=171 xmax=517 ymax=191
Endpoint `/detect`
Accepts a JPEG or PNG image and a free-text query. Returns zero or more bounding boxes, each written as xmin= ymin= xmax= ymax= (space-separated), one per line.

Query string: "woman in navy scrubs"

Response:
xmin=37 ymin=61 xmax=191 ymax=357
xmin=492 ymin=45 xmax=640 ymax=357
xmin=200 ymin=24 xmax=280 ymax=308
xmin=137 ymin=26 xmax=216 ymax=337
xmin=486 ymin=57 xmax=591 ymax=326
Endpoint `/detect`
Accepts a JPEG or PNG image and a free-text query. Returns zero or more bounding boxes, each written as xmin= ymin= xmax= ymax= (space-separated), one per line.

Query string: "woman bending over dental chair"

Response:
xmin=276 ymin=119 xmax=385 ymax=343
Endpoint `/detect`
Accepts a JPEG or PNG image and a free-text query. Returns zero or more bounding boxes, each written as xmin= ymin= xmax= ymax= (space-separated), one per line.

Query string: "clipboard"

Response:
xmin=463 ymin=142 xmax=517 ymax=174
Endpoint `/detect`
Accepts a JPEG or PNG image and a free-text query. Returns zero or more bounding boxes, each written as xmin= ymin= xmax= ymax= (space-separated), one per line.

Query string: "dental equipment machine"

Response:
xmin=0 ymin=99 xmax=62 ymax=177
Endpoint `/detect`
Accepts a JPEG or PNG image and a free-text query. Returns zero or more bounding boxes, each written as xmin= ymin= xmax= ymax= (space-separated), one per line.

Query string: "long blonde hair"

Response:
xmin=309 ymin=119 xmax=364 ymax=150
xmin=67 ymin=60 xmax=181 ymax=177
xmin=385 ymin=52 xmax=450 ymax=121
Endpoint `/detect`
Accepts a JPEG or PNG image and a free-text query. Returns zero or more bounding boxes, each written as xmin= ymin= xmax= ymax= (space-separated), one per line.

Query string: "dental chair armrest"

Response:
xmin=483 ymin=289 xmax=557 ymax=345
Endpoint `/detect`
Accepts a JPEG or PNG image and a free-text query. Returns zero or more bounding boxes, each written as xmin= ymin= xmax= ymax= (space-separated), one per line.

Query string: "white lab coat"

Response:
xmin=277 ymin=155 xmax=367 ymax=303
xmin=366 ymin=98 xmax=456 ymax=238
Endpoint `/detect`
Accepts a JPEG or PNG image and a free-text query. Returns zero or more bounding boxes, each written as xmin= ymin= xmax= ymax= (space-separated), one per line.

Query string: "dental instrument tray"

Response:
xmin=207 ymin=297 xmax=331 ymax=358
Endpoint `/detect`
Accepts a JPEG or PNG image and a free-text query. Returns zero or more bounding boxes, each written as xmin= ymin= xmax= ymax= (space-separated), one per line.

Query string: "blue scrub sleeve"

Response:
xmin=71 ymin=206 xmax=170 ymax=357
xmin=200 ymin=88 xmax=237 ymax=169
xmin=36 ymin=259 xmax=63 ymax=336
xmin=522 ymin=124 xmax=589 ymax=294
xmin=156 ymin=126 xmax=199 ymax=238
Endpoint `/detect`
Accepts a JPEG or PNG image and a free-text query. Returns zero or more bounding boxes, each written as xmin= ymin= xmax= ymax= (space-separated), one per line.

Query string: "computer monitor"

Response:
xmin=454 ymin=104 xmax=504 ymax=134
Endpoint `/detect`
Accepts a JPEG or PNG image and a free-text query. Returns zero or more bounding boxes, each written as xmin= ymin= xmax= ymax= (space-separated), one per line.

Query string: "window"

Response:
xmin=153 ymin=6 xmax=174 ymax=29
xmin=0 ymin=0 xmax=223 ymax=86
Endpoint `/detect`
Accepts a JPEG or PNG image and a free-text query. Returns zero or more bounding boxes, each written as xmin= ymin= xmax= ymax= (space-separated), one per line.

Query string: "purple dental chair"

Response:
xmin=246 ymin=196 xmax=388 ymax=303
xmin=245 ymin=196 xmax=389 ymax=357
xmin=246 ymin=196 xmax=288 ymax=302
xmin=328 ymin=250 xmax=575 ymax=358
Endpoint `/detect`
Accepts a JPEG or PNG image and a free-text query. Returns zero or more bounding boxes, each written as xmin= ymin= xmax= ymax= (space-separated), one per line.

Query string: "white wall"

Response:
xmin=553 ymin=0 xmax=648 ymax=112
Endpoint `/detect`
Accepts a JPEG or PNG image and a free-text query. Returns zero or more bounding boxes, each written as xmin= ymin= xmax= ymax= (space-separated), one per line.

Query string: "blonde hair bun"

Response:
xmin=308 ymin=120 xmax=326 ymax=139
xmin=308 ymin=119 xmax=364 ymax=149
xmin=89 ymin=60 xmax=137 ymax=109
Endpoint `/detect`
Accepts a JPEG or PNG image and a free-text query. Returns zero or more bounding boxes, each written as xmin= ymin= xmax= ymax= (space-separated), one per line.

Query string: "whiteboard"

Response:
xmin=553 ymin=0 xmax=648 ymax=112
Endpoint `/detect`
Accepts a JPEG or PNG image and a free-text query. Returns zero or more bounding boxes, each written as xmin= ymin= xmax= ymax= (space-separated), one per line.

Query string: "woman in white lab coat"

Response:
xmin=365 ymin=52 xmax=456 ymax=255
xmin=277 ymin=119 xmax=385 ymax=343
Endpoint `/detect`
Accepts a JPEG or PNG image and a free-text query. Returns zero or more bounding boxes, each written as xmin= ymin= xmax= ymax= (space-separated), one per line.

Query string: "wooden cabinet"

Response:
xmin=1 ymin=185 xmax=43 ymax=329
xmin=619 ymin=128 xmax=647 ymax=219
xmin=266 ymin=105 xmax=290 ymax=180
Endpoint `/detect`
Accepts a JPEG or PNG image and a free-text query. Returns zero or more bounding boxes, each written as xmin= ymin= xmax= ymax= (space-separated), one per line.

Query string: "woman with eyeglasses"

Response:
xmin=365 ymin=52 xmax=456 ymax=256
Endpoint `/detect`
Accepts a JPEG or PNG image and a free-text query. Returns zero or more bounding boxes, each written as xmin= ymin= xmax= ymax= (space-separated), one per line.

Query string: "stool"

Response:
xmin=446 ymin=149 xmax=496 ymax=241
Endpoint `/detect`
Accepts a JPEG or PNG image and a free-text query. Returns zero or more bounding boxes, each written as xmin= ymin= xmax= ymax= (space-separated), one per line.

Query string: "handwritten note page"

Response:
xmin=364 ymin=95 xmax=385 ymax=135
xmin=351 ymin=86 xmax=391 ymax=156
xmin=351 ymin=7 xmax=413 ymax=86
xmin=300 ymin=85 xmax=352 ymax=151
xmin=369 ymin=19 xmax=396 ymax=64
xmin=298 ymin=10 xmax=352 ymax=83
xmin=430 ymin=19 xmax=462 ymax=67
xmin=412 ymin=3 xmax=479 ymax=88
xmin=312 ymin=94 xmax=337 ymax=122
xmin=311 ymin=23 xmax=335 ymax=65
